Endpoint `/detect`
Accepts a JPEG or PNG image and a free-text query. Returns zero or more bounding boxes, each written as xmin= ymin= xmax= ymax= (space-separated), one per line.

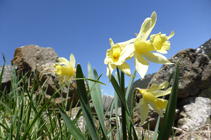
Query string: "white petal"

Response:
xmin=148 ymin=83 xmax=159 ymax=92
xmin=106 ymin=64 xmax=116 ymax=81
xmin=139 ymin=11 xmax=157 ymax=41
xmin=137 ymin=18 xmax=151 ymax=38
xmin=148 ymin=102 xmax=164 ymax=117
xmin=142 ymin=52 xmax=173 ymax=64
xmin=119 ymin=44 xmax=135 ymax=62
xmin=64 ymin=75 xmax=72 ymax=82
xmin=167 ymin=31 xmax=175 ymax=40
xmin=69 ymin=53 xmax=76 ymax=68
xmin=58 ymin=57 xmax=70 ymax=66
xmin=104 ymin=49 xmax=112 ymax=64
xmin=138 ymin=99 xmax=149 ymax=125
xmin=151 ymin=90 xmax=171 ymax=97
xmin=109 ymin=38 xmax=115 ymax=47
xmin=118 ymin=38 xmax=135 ymax=49
xmin=158 ymin=81 xmax=169 ymax=89
xmin=135 ymin=52 xmax=149 ymax=78
xmin=117 ymin=62 xmax=131 ymax=76
xmin=157 ymin=50 xmax=168 ymax=54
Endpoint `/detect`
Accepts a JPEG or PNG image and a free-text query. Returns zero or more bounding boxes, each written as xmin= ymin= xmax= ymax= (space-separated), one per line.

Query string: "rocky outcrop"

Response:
xmin=9 ymin=45 xmax=81 ymax=108
xmin=177 ymin=97 xmax=211 ymax=132
xmin=196 ymin=38 xmax=211 ymax=59
xmin=11 ymin=45 xmax=59 ymax=72
xmin=148 ymin=48 xmax=211 ymax=98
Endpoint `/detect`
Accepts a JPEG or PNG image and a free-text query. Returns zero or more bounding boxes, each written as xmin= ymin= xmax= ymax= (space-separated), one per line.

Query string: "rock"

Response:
xmin=0 ymin=65 xmax=17 ymax=92
xmin=11 ymin=45 xmax=58 ymax=72
xmin=37 ymin=62 xmax=80 ymax=108
xmin=196 ymin=38 xmax=211 ymax=59
xmin=177 ymin=97 xmax=211 ymax=133
xmin=148 ymin=48 xmax=211 ymax=98
xmin=102 ymin=95 xmax=114 ymax=111
xmin=198 ymin=84 xmax=211 ymax=100
xmin=10 ymin=45 xmax=83 ymax=108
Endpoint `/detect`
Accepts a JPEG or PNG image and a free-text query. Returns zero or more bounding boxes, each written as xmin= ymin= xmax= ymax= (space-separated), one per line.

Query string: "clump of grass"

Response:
xmin=0 ymin=58 xmax=89 ymax=140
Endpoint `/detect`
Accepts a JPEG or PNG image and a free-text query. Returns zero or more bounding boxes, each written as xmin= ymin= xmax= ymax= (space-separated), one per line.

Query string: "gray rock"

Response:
xmin=148 ymin=48 xmax=211 ymax=98
xmin=0 ymin=65 xmax=17 ymax=92
xmin=102 ymin=95 xmax=114 ymax=112
xmin=196 ymin=38 xmax=211 ymax=59
xmin=11 ymin=45 xmax=58 ymax=72
xmin=37 ymin=62 xmax=80 ymax=109
xmin=10 ymin=45 xmax=82 ymax=108
xmin=177 ymin=97 xmax=211 ymax=131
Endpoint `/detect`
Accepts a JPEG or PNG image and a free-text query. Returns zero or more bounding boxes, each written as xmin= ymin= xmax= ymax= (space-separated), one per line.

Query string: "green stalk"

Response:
xmin=120 ymin=71 xmax=127 ymax=140
xmin=157 ymin=61 xmax=179 ymax=140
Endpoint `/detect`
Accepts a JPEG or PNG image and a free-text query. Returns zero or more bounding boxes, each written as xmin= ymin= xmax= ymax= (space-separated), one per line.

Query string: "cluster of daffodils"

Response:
xmin=104 ymin=11 xmax=174 ymax=79
xmin=54 ymin=53 xmax=76 ymax=84
xmin=135 ymin=82 xmax=172 ymax=125
xmin=104 ymin=11 xmax=174 ymax=125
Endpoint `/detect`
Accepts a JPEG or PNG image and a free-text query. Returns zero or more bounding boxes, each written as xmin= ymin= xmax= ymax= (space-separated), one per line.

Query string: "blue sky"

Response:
xmin=0 ymin=1 xmax=211 ymax=96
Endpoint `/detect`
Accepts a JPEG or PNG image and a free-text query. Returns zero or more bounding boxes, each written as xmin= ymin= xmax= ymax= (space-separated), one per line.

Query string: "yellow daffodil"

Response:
xmin=54 ymin=53 xmax=76 ymax=83
xmin=135 ymin=81 xmax=172 ymax=125
xmin=104 ymin=38 xmax=134 ymax=80
xmin=119 ymin=11 xmax=174 ymax=78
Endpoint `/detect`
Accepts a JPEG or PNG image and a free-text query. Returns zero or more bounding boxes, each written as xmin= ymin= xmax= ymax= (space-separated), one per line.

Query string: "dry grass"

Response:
xmin=173 ymin=124 xmax=211 ymax=140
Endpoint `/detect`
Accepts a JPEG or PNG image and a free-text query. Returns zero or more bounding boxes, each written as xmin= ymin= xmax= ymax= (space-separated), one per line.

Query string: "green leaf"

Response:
xmin=125 ymin=69 xmax=136 ymax=101
xmin=157 ymin=61 xmax=179 ymax=140
xmin=57 ymin=104 xmax=86 ymax=140
xmin=110 ymin=74 xmax=138 ymax=139
xmin=87 ymin=63 xmax=108 ymax=140
xmin=114 ymin=72 xmax=121 ymax=140
xmin=16 ymin=99 xmax=24 ymax=140
xmin=76 ymin=64 xmax=98 ymax=140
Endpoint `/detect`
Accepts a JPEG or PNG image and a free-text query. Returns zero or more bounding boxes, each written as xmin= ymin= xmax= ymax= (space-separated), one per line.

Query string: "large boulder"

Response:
xmin=11 ymin=45 xmax=59 ymax=72
xmin=148 ymin=48 xmax=211 ymax=98
xmin=10 ymin=45 xmax=81 ymax=108
xmin=37 ymin=62 xmax=80 ymax=109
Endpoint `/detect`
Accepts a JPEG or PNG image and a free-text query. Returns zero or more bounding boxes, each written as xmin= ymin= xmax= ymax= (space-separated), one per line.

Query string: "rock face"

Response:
xmin=148 ymin=48 xmax=211 ymax=98
xmin=102 ymin=95 xmax=114 ymax=111
xmin=196 ymin=38 xmax=211 ymax=59
xmin=177 ymin=97 xmax=211 ymax=131
xmin=11 ymin=45 xmax=59 ymax=72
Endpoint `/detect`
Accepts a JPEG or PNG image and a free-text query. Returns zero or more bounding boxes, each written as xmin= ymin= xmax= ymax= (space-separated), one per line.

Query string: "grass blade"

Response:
xmin=76 ymin=64 xmax=98 ymax=140
xmin=87 ymin=63 xmax=108 ymax=139
xmin=93 ymin=68 xmax=108 ymax=139
xmin=57 ymin=104 xmax=86 ymax=140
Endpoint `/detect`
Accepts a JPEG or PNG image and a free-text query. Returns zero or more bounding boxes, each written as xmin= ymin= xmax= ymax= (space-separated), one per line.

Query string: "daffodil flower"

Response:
xmin=104 ymin=38 xmax=134 ymax=80
xmin=135 ymin=81 xmax=172 ymax=125
xmin=119 ymin=11 xmax=174 ymax=78
xmin=54 ymin=53 xmax=76 ymax=83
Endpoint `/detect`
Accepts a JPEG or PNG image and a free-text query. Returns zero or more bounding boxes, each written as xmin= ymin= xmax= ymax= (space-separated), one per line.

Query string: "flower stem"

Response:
xmin=120 ymin=71 xmax=127 ymax=140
